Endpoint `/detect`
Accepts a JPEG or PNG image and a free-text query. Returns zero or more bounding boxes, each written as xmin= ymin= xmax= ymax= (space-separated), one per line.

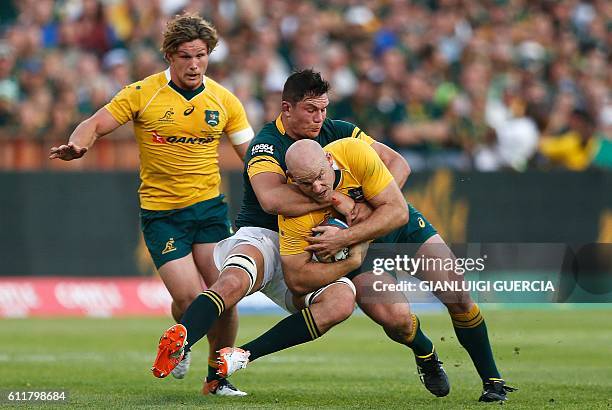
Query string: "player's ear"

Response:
xmin=325 ymin=152 xmax=333 ymax=166
xmin=281 ymin=101 xmax=292 ymax=114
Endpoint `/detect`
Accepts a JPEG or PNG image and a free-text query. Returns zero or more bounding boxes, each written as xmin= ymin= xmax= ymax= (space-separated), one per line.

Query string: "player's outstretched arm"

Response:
xmin=281 ymin=244 xmax=367 ymax=295
xmin=49 ymin=108 xmax=121 ymax=161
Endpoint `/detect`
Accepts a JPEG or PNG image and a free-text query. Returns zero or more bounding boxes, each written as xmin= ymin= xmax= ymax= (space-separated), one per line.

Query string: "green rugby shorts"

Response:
xmin=140 ymin=194 xmax=232 ymax=269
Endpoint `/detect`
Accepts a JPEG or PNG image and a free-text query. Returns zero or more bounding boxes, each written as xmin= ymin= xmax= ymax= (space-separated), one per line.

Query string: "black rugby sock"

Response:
xmin=240 ymin=308 xmax=320 ymax=361
xmin=180 ymin=290 xmax=225 ymax=349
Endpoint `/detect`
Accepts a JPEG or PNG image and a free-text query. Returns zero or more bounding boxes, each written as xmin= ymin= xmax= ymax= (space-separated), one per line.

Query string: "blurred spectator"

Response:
xmin=477 ymin=79 xmax=541 ymax=171
xmin=0 ymin=42 xmax=18 ymax=127
xmin=76 ymin=0 xmax=119 ymax=56
xmin=102 ymin=48 xmax=132 ymax=95
xmin=591 ymin=133 xmax=612 ymax=170
xmin=539 ymin=108 xmax=599 ymax=170
xmin=388 ymin=70 xmax=453 ymax=171
xmin=324 ymin=42 xmax=357 ymax=101
xmin=330 ymin=76 xmax=389 ymax=140
xmin=0 ymin=0 xmax=609 ymax=171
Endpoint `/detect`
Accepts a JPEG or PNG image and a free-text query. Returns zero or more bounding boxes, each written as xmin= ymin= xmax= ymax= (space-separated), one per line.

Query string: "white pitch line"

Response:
xmin=4 ymin=352 xmax=152 ymax=363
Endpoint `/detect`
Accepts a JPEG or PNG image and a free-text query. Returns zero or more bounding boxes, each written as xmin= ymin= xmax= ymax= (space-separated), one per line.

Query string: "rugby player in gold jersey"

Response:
xmin=50 ymin=14 xmax=253 ymax=396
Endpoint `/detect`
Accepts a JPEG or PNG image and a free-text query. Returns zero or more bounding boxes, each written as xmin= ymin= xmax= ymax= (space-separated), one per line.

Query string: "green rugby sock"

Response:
xmin=240 ymin=308 xmax=320 ymax=361
xmin=450 ymin=304 xmax=501 ymax=381
xmin=180 ymin=290 xmax=225 ymax=349
xmin=406 ymin=314 xmax=435 ymax=356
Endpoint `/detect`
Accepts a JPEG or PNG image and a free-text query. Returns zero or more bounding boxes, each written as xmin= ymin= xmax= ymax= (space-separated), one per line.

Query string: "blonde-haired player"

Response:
xmin=49 ymin=14 xmax=253 ymax=396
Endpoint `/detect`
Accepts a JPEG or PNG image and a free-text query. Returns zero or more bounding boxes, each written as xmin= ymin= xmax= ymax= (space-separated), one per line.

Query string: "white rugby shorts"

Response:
xmin=213 ymin=227 xmax=296 ymax=312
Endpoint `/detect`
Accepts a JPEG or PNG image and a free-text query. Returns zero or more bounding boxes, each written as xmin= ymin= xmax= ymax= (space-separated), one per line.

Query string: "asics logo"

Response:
xmin=184 ymin=106 xmax=195 ymax=116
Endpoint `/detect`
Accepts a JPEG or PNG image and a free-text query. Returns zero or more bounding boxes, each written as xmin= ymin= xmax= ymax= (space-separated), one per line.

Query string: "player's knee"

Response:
xmin=319 ymin=284 xmax=355 ymax=324
xmin=212 ymin=268 xmax=251 ymax=303
xmin=382 ymin=304 xmax=414 ymax=336
xmin=334 ymin=289 xmax=356 ymax=323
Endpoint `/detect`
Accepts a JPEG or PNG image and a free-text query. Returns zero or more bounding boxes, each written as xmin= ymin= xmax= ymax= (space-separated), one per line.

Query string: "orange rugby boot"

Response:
xmin=151 ymin=324 xmax=187 ymax=378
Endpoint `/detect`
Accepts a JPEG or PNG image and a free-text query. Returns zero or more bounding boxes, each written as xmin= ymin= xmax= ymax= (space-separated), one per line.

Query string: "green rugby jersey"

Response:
xmin=234 ymin=115 xmax=375 ymax=231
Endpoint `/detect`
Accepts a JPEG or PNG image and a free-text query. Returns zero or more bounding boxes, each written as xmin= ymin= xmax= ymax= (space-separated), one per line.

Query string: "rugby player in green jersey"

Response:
xmin=50 ymin=14 xmax=253 ymax=396
xmin=154 ymin=70 xmax=514 ymax=401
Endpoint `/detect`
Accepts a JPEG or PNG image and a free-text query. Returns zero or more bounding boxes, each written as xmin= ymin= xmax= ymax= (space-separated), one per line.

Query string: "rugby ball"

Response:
xmin=311 ymin=217 xmax=350 ymax=263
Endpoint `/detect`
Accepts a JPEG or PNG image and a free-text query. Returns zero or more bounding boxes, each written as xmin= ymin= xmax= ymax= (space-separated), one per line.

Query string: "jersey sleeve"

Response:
xmin=246 ymin=154 xmax=285 ymax=178
xmin=351 ymin=126 xmax=375 ymax=145
xmin=223 ymin=90 xmax=254 ymax=145
xmin=104 ymin=82 xmax=142 ymax=125
xmin=245 ymin=137 xmax=286 ymax=179
xmin=344 ymin=139 xmax=394 ymax=200
xmin=278 ymin=214 xmax=315 ymax=256
xmin=331 ymin=120 xmax=376 ymax=145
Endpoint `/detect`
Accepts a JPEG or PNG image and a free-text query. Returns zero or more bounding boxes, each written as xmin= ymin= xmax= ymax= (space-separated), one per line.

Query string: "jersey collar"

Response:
xmin=333 ymin=169 xmax=342 ymax=189
xmin=164 ymin=68 xmax=207 ymax=100
xmin=275 ymin=114 xmax=286 ymax=135
xmin=331 ymin=158 xmax=342 ymax=189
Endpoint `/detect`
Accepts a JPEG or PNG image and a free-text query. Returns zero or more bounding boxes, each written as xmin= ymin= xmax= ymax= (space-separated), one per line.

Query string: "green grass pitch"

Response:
xmin=2 ymin=307 xmax=611 ymax=409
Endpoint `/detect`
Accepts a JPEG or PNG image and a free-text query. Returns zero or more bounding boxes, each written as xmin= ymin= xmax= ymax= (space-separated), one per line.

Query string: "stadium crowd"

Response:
xmin=0 ymin=0 xmax=610 ymax=171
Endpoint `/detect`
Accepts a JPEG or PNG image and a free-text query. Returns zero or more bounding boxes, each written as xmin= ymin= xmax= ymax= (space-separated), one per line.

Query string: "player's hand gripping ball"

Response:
xmin=311 ymin=217 xmax=350 ymax=263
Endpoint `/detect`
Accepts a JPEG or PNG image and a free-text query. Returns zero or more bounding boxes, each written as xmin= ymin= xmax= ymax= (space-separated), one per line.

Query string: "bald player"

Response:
xmin=210 ymin=138 xmax=448 ymax=397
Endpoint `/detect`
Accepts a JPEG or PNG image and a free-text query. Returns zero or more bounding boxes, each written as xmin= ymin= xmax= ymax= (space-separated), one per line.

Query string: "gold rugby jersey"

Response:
xmin=105 ymin=69 xmax=253 ymax=210
xmin=278 ymin=138 xmax=394 ymax=255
